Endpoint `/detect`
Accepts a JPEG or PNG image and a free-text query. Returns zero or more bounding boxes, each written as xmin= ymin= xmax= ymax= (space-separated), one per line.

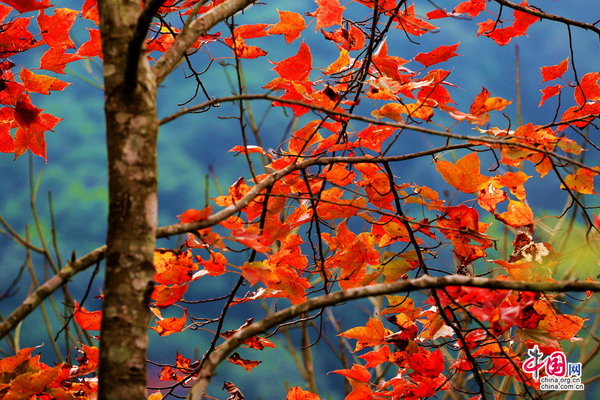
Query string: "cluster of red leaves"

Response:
xmin=0 ymin=1 xmax=102 ymax=159
xmin=0 ymin=345 xmax=98 ymax=399
xmin=305 ymin=285 xmax=584 ymax=400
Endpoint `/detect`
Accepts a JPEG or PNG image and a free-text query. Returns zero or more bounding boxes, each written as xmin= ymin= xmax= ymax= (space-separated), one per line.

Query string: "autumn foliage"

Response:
xmin=0 ymin=0 xmax=599 ymax=399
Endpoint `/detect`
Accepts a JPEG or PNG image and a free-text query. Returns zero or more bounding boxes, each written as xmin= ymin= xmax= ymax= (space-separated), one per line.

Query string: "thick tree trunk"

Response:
xmin=97 ymin=1 xmax=158 ymax=399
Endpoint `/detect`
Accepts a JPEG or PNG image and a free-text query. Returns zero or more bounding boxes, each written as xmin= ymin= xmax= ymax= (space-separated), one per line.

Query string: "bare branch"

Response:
xmin=152 ymin=0 xmax=258 ymax=84
xmin=187 ymin=274 xmax=600 ymax=399
xmin=0 ymin=245 xmax=106 ymax=338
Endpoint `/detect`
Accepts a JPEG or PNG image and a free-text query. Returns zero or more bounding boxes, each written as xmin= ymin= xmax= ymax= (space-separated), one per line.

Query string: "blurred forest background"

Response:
xmin=0 ymin=1 xmax=598 ymax=398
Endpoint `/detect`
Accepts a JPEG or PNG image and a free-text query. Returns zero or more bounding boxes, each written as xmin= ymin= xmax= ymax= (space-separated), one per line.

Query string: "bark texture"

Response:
xmin=97 ymin=1 xmax=158 ymax=399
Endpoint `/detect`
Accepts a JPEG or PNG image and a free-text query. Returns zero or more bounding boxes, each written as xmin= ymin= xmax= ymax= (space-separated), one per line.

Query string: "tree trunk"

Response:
xmin=97 ymin=2 xmax=158 ymax=399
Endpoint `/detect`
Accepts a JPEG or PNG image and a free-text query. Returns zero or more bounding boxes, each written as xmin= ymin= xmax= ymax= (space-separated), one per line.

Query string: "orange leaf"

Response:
xmin=21 ymin=68 xmax=70 ymax=95
xmin=268 ymin=11 xmax=306 ymax=43
xmin=534 ymin=300 xmax=585 ymax=340
xmin=226 ymin=36 xmax=267 ymax=59
xmin=148 ymin=392 xmax=163 ymax=400
xmin=426 ymin=9 xmax=449 ymax=19
xmin=9 ymin=365 xmax=65 ymax=397
xmin=541 ymin=58 xmax=568 ymax=82
xmin=408 ymin=348 xmax=445 ymax=377
xmin=288 ymin=120 xmax=323 ymax=155
xmin=74 ymin=345 xmax=99 ymax=376
xmin=177 ymin=206 xmax=212 ymax=223
xmin=286 ymin=387 xmax=320 ymax=400
xmin=321 ymin=25 xmax=365 ymax=51
xmin=228 ymin=145 xmax=272 ymax=158
xmin=226 ymin=352 xmax=261 ymax=372
xmin=159 ymin=366 xmax=178 ymax=381
xmin=153 ymin=249 xmax=198 ymax=285
xmin=477 ymin=1 xmax=539 ymax=45
xmin=558 ymin=102 xmax=600 ymax=132
xmin=562 ymin=168 xmax=597 ymax=194
xmin=0 ymin=17 xmax=38 ymax=58
xmin=196 ymin=251 xmax=227 ymax=277
xmin=498 ymin=171 xmax=530 ymax=200
xmin=151 ymin=309 xmax=187 ymax=336
xmin=357 ymin=125 xmax=396 ymax=153
xmin=538 ymin=84 xmax=562 ymax=106
xmin=395 ymin=4 xmax=438 ymax=36
xmin=496 ymin=200 xmax=533 ymax=228
xmin=585 ymin=277 xmax=595 ymax=299
xmin=274 ymin=42 xmax=312 ymax=81
xmin=77 ymin=28 xmax=102 ymax=59
xmin=39 ymin=47 xmax=83 ymax=74
xmin=230 ymin=227 xmax=271 ymax=253
xmin=330 ymin=363 xmax=371 ymax=382
xmin=82 ymin=0 xmax=99 ymax=24
xmin=574 ymin=72 xmax=600 ymax=106
xmin=414 ymin=43 xmax=460 ymax=67
xmin=478 ymin=184 xmax=507 ymax=213
xmin=323 ymin=48 xmax=350 ymax=74
xmin=313 ymin=0 xmax=345 ymax=30
xmin=340 ymin=318 xmax=390 ymax=351
xmin=74 ymin=301 xmax=102 ymax=331
xmin=435 ymin=152 xmax=491 ymax=193
xmin=470 ymin=87 xmax=512 ymax=116
xmin=152 ymin=283 xmax=188 ymax=307
xmin=371 ymin=103 xmax=404 ymax=122
xmin=359 ymin=345 xmax=391 ymax=368
xmin=0 ymin=347 xmax=38 ymax=374
xmin=453 ymin=0 xmax=486 ymax=17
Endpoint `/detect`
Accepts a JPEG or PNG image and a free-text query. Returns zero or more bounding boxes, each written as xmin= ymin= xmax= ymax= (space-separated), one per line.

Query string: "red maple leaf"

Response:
xmin=20 ymin=67 xmax=70 ymax=94
xmin=226 ymin=352 xmax=261 ymax=372
xmin=37 ymin=8 xmax=78 ymax=49
xmin=1 ymin=0 xmax=51 ymax=13
xmin=150 ymin=309 xmax=187 ymax=336
xmin=311 ymin=0 xmax=345 ymax=30
xmin=454 ymin=0 xmax=486 ymax=17
xmin=267 ymin=10 xmax=306 ymax=43
xmin=541 ymin=58 xmax=569 ymax=82
xmin=414 ymin=43 xmax=460 ymax=67
xmin=77 ymin=28 xmax=102 ymax=59
xmin=273 ymin=42 xmax=312 ymax=81
xmin=73 ymin=300 xmax=102 ymax=331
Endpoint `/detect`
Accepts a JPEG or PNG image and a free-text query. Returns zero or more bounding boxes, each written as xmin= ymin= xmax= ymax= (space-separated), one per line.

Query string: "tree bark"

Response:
xmin=97 ymin=1 xmax=158 ymax=399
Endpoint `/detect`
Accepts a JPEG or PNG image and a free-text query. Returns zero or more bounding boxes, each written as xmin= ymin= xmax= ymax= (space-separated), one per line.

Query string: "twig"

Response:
xmin=493 ymin=0 xmax=600 ymax=36
xmin=186 ymin=274 xmax=600 ymax=399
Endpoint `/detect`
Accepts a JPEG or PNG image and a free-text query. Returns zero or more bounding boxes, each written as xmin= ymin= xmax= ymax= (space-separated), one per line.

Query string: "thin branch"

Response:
xmin=187 ymin=275 xmax=600 ymax=399
xmin=152 ymin=0 xmax=258 ymax=84
xmin=155 ymin=148 xmax=472 ymax=238
xmin=493 ymin=0 xmax=600 ymax=36
xmin=159 ymin=93 xmax=598 ymax=173
xmin=0 ymin=246 xmax=106 ymax=339
xmin=0 ymin=146 xmax=465 ymax=339
xmin=0 ymin=216 xmax=45 ymax=254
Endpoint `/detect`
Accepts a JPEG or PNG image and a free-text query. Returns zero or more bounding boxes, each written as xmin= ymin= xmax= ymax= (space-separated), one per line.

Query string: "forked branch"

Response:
xmin=153 ymin=0 xmax=258 ymax=83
